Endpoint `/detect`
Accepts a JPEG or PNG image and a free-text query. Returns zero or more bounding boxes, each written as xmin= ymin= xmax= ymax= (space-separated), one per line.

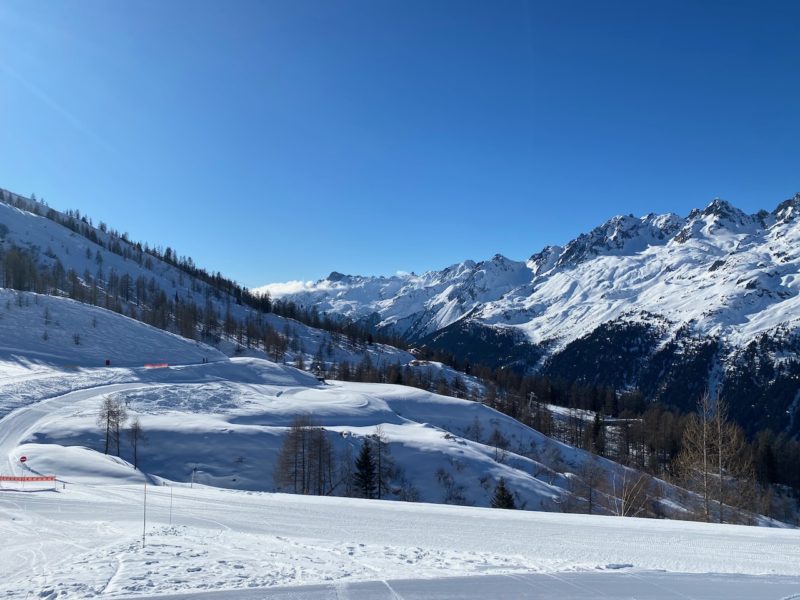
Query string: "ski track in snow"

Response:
xmin=4 ymin=482 xmax=800 ymax=599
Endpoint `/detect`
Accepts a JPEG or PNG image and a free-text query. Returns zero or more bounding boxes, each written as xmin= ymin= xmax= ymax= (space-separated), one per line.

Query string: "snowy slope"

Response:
xmin=0 ymin=289 xmax=225 ymax=367
xmin=2 ymin=349 xmax=796 ymax=598
xmin=2 ymin=482 xmax=799 ymax=598
xmin=4 ymin=356 xmax=612 ymax=510
xmin=1 ymin=256 xmax=796 ymax=597
xmin=0 ymin=191 xmax=445 ymax=380
xmin=0 ymin=288 xmax=678 ymax=517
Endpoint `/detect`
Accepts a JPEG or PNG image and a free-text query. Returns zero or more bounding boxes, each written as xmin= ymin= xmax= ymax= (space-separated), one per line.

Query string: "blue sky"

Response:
xmin=1 ymin=1 xmax=798 ymax=287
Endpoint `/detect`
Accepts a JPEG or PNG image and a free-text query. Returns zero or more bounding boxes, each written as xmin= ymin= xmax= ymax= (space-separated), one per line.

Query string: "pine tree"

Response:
xmin=490 ymin=477 xmax=516 ymax=509
xmin=354 ymin=438 xmax=376 ymax=499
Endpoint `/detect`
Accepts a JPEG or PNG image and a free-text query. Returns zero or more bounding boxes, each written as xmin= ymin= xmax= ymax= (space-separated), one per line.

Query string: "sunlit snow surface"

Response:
xmin=1 ymin=287 xmax=799 ymax=598
xmin=3 ymin=483 xmax=799 ymax=598
xmin=3 ymin=355 xmax=799 ymax=599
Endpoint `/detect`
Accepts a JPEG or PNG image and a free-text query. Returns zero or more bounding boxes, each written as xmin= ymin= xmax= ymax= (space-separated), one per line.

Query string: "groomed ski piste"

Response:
xmin=2 ymin=292 xmax=799 ymax=598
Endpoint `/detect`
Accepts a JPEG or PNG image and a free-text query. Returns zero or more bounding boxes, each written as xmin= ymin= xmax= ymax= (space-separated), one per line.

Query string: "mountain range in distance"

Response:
xmin=259 ymin=195 xmax=800 ymax=436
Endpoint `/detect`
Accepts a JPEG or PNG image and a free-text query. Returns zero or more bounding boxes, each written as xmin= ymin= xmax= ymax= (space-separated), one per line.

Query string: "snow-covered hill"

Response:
xmin=0 ymin=189 xmax=464 ymax=385
xmin=7 ymin=285 xmax=769 ymax=535
xmin=0 ymin=289 xmax=225 ymax=367
xmin=0 ymin=288 xmax=683 ymax=519
xmin=260 ymin=195 xmax=800 ymax=434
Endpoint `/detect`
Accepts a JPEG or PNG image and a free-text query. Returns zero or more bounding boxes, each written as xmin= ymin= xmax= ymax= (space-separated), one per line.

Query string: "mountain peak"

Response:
xmin=702 ymin=198 xmax=743 ymax=220
xmin=675 ymin=199 xmax=757 ymax=243
xmin=772 ymin=193 xmax=800 ymax=223
xmin=554 ymin=211 xmax=683 ymax=268
xmin=326 ymin=271 xmax=349 ymax=282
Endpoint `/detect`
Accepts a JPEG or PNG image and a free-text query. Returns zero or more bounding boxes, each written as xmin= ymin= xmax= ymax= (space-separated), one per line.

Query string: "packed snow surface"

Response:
xmin=2 ymin=350 xmax=799 ymax=598
xmin=3 ymin=482 xmax=800 ymax=598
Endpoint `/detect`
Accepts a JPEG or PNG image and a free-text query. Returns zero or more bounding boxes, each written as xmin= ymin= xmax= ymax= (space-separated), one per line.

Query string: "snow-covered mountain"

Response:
xmin=259 ymin=195 xmax=800 ymax=435
xmin=0 ymin=188 xmax=427 ymax=376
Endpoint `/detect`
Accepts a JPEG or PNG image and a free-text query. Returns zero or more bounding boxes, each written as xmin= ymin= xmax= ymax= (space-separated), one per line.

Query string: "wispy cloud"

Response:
xmin=251 ymin=280 xmax=330 ymax=298
xmin=0 ymin=60 xmax=115 ymax=154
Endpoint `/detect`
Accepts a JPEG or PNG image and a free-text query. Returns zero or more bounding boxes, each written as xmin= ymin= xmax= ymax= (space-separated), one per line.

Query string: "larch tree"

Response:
xmin=274 ymin=415 xmax=336 ymax=496
xmin=713 ymin=397 xmax=756 ymax=523
xmin=127 ymin=416 xmax=147 ymax=469
xmin=676 ymin=392 xmax=714 ymax=521
xmin=676 ymin=392 xmax=756 ymax=523
xmin=98 ymin=396 xmax=127 ymax=456
xmin=578 ymin=456 xmax=606 ymax=514
xmin=371 ymin=425 xmax=394 ymax=500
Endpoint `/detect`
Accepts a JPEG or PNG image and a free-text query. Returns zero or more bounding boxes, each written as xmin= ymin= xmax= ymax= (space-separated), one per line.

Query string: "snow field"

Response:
xmin=2 ymin=482 xmax=799 ymax=598
xmin=7 ymin=358 xmax=571 ymax=507
xmin=0 ymin=282 xmax=798 ymax=597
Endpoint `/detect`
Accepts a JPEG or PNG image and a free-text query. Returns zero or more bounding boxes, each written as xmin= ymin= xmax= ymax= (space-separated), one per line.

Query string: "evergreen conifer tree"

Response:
xmin=354 ymin=438 xmax=377 ymax=499
xmin=490 ymin=477 xmax=516 ymax=509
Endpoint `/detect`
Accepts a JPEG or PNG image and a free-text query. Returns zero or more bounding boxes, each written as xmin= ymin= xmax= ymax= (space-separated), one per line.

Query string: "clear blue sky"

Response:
xmin=1 ymin=1 xmax=798 ymax=286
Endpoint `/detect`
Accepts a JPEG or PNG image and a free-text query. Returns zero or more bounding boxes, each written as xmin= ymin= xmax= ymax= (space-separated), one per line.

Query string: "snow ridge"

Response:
xmin=262 ymin=195 xmax=800 ymax=351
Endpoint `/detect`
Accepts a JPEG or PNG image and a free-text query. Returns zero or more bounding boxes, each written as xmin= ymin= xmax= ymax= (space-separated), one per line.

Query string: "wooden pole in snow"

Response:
xmin=142 ymin=481 xmax=147 ymax=548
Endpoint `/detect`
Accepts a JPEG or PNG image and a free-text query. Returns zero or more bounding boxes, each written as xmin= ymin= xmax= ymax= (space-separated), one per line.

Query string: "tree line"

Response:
xmin=273 ymin=418 xmax=414 ymax=501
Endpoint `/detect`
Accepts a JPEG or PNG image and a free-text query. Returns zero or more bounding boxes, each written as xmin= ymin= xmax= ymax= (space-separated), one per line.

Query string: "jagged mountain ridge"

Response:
xmin=260 ymin=195 xmax=800 ymax=435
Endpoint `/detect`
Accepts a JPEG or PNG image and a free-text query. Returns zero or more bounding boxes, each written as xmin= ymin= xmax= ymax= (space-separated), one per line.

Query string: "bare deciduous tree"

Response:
xmin=127 ymin=416 xmax=147 ymax=469
xmin=676 ymin=393 xmax=756 ymax=523
xmin=577 ymin=457 xmax=606 ymax=514
xmin=98 ymin=396 xmax=127 ymax=456
xmin=606 ymin=468 xmax=652 ymax=517
xmin=676 ymin=392 xmax=714 ymax=521
xmin=274 ymin=416 xmax=336 ymax=496
xmin=713 ymin=397 xmax=756 ymax=523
